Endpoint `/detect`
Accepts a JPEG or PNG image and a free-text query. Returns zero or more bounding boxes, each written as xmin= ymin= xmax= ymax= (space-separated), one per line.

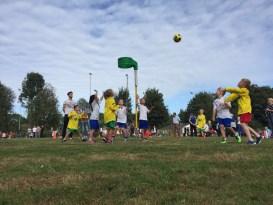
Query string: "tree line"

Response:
xmin=0 ymin=72 xmax=272 ymax=135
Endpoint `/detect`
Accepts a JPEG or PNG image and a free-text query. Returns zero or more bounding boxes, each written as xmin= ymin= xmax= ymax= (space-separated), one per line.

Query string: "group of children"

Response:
xmin=62 ymin=78 xmax=265 ymax=145
xmin=62 ymin=89 xmax=152 ymax=144
xmin=194 ymin=78 xmax=262 ymax=144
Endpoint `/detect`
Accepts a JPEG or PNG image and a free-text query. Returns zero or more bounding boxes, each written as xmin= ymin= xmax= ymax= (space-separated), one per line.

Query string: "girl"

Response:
xmin=116 ymin=99 xmax=129 ymax=141
xmin=197 ymin=109 xmax=206 ymax=138
xmin=137 ymin=95 xmax=152 ymax=138
xmin=88 ymin=90 xmax=103 ymax=144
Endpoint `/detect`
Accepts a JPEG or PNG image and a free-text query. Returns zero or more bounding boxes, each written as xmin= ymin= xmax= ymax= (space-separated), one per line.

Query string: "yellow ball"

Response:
xmin=173 ymin=33 xmax=182 ymax=43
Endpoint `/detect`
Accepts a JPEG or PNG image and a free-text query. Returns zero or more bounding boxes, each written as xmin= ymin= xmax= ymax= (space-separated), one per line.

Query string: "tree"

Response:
xmin=0 ymin=82 xmax=15 ymax=131
xmin=178 ymin=109 xmax=188 ymax=124
xmin=115 ymin=87 xmax=133 ymax=123
xmin=250 ymin=85 xmax=273 ymax=127
xmin=31 ymin=84 xmax=62 ymax=129
xmin=185 ymin=92 xmax=215 ymax=121
xmin=77 ymin=98 xmax=90 ymax=113
xmin=144 ymin=88 xmax=169 ymax=128
xmin=19 ymin=72 xmax=45 ymax=125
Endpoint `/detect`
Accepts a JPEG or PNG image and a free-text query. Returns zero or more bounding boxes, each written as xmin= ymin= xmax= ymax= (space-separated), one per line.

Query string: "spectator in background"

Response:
xmin=189 ymin=113 xmax=197 ymax=137
xmin=265 ymin=98 xmax=273 ymax=137
xmin=172 ymin=112 xmax=180 ymax=137
xmin=32 ymin=126 xmax=37 ymax=138
xmin=36 ymin=126 xmax=41 ymax=138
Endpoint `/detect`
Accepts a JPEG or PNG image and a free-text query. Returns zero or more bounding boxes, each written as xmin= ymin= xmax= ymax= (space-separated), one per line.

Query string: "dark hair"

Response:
xmin=67 ymin=91 xmax=73 ymax=96
xmin=242 ymin=78 xmax=251 ymax=89
xmin=89 ymin=95 xmax=96 ymax=111
xmin=103 ymin=89 xmax=114 ymax=99
xmin=74 ymin=105 xmax=78 ymax=109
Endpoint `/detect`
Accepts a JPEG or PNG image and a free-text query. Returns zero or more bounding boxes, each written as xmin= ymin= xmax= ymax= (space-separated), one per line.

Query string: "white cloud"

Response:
xmin=0 ymin=0 xmax=273 ymax=114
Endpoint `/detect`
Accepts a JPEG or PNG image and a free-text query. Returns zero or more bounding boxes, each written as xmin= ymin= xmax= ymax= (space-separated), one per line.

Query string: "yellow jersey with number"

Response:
xmin=197 ymin=114 xmax=206 ymax=129
xmin=104 ymin=97 xmax=119 ymax=123
xmin=68 ymin=110 xmax=81 ymax=130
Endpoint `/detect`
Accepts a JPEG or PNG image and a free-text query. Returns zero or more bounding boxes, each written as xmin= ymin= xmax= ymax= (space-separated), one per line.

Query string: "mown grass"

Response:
xmin=0 ymin=137 xmax=273 ymax=205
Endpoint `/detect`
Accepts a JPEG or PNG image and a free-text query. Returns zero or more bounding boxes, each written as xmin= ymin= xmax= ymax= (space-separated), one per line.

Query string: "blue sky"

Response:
xmin=0 ymin=0 xmax=273 ymax=115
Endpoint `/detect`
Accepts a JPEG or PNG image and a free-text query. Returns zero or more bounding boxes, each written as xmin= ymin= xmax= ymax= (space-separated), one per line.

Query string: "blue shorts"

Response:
xmin=217 ymin=118 xmax=232 ymax=128
xmin=117 ymin=122 xmax=127 ymax=128
xmin=89 ymin=120 xmax=99 ymax=130
xmin=139 ymin=120 xmax=148 ymax=129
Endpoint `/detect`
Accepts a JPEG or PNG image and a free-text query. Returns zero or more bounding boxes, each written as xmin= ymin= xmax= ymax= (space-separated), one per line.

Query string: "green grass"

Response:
xmin=0 ymin=137 xmax=273 ymax=205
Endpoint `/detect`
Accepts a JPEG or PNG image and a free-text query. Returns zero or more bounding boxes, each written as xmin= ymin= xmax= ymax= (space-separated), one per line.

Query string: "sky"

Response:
xmin=0 ymin=0 xmax=273 ymax=115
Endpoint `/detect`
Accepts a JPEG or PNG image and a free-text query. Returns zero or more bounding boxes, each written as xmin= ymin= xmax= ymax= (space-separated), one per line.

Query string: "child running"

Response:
xmin=137 ymin=95 xmax=152 ymax=138
xmin=103 ymin=89 xmax=119 ymax=143
xmin=197 ymin=109 xmax=206 ymax=138
xmin=212 ymin=87 xmax=241 ymax=144
xmin=63 ymin=105 xmax=81 ymax=142
xmin=88 ymin=90 xmax=102 ymax=144
xmin=224 ymin=78 xmax=262 ymax=144
xmin=116 ymin=99 xmax=129 ymax=142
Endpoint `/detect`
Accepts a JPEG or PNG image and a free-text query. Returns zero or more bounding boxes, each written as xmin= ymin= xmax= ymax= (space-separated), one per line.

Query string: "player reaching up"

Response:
xmin=223 ymin=78 xmax=262 ymax=144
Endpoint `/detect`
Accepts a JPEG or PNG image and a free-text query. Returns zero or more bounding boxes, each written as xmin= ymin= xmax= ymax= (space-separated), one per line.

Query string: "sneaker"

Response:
xmin=235 ymin=135 xmax=242 ymax=144
xmin=220 ymin=140 xmax=227 ymax=144
xmin=247 ymin=140 xmax=256 ymax=145
xmin=256 ymin=137 xmax=262 ymax=144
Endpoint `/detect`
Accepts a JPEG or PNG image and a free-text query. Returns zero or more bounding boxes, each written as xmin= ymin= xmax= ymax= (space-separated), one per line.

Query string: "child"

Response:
xmin=224 ymin=78 xmax=262 ymax=144
xmin=212 ymin=87 xmax=241 ymax=144
xmin=80 ymin=110 xmax=89 ymax=141
xmin=265 ymin=98 xmax=273 ymax=137
xmin=137 ymin=95 xmax=151 ymax=138
xmin=103 ymin=89 xmax=119 ymax=143
xmin=172 ymin=112 xmax=181 ymax=137
xmin=63 ymin=105 xmax=81 ymax=142
xmin=88 ymin=90 xmax=103 ymax=144
xmin=197 ymin=109 xmax=206 ymax=138
xmin=116 ymin=99 xmax=129 ymax=142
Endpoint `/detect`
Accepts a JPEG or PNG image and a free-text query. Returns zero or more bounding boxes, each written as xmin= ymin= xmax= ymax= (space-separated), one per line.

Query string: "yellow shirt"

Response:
xmin=80 ymin=112 xmax=89 ymax=121
xmin=225 ymin=87 xmax=251 ymax=115
xmin=104 ymin=97 xmax=119 ymax=123
xmin=197 ymin=114 xmax=206 ymax=129
xmin=68 ymin=110 xmax=81 ymax=130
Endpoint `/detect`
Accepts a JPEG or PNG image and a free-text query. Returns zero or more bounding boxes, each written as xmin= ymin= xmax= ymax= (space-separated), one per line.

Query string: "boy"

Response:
xmin=189 ymin=114 xmax=197 ymax=137
xmin=103 ymin=89 xmax=119 ymax=143
xmin=224 ymin=79 xmax=262 ymax=144
xmin=172 ymin=112 xmax=180 ymax=137
xmin=63 ymin=105 xmax=81 ymax=142
xmin=197 ymin=109 xmax=206 ymax=138
xmin=212 ymin=87 xmax=241 ymax=144
xmin=62 ymin=91 xmax=76 ymax=139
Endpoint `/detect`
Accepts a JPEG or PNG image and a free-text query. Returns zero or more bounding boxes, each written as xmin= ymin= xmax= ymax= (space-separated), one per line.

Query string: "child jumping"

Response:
xmin=224 ymin=78 xmax=262 ymax=144
xmin=103 ymin=89 xmax=119 ymax=143
xmin=88 ymin=90 xmax=103 ymax=144
xmin=212 ymin=87 xmax=241 ymax=144
xmin=63 ymin=105 xmax=81 ymax=142
xmin=116 ymin=99 xmax=129 ymax=141
xmin=197 ymin=109 xmax=206 ymax=138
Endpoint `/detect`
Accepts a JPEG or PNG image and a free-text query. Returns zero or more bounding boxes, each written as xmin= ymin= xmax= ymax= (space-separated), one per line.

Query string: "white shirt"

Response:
xmin=32 ymin=127 xmax=37 ymax=133
xmin=213 ymin=97 xmax=232 ymax=119
xmin=173 ymin=116 xmax=180 ymax=124
xmin=139 ymin=104 xmax=149 ymax=121
xmin=63 ymin=99 xmax=76 ymax=115
xmin=90 ymin=100 xmax=101 ymax=120
xmin=117 ymin=106 xmax=127 ymax=123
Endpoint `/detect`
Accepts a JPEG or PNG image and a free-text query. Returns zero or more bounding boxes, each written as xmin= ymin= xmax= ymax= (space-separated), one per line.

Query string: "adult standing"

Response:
xmin=189 ymin=113 xmax=197 ymax=137
xmin=172 ymin=112 xmax=180 ymax=137
xmin=265 ymin=98 xmax=273 ymax=137
xmin=62 ymin=91 xmax=76 ymax=139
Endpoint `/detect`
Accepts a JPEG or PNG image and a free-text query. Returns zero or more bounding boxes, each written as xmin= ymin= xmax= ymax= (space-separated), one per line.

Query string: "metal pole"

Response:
xmin=134 ymin=70 xmax=138 ymax=128
xmin=89 ymin=73 xmax=92 ymax=96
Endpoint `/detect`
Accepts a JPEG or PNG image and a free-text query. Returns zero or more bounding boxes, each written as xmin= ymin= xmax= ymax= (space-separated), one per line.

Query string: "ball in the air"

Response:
xmin=173 ymin=33 xmax=182 ymax=43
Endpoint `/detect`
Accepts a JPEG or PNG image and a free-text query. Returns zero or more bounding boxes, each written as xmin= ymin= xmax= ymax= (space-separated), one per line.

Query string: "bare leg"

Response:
xmin=240 ymin=123 xmax=254 ymax=141
xmin=248 ymin=126 xmax=260 ymax=138
xmin=219 ymin=125 xmax=227 ymax=141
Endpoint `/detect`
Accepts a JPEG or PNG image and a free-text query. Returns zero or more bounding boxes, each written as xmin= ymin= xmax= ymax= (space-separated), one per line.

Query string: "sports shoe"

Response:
xmin=247 ymin=140 xmax=256 ymax=145
xmin=235 ymin=135 xmax=242 ymax=144
xmin=256 ymin=137 xmax=262 ymax=144
xmin=220 ymin=140 xmax=227 ymax=144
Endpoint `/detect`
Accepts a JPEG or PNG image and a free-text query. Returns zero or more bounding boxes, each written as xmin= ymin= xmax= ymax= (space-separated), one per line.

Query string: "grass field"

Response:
xmin=0 ymin=136 xmax=273 ymax=205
